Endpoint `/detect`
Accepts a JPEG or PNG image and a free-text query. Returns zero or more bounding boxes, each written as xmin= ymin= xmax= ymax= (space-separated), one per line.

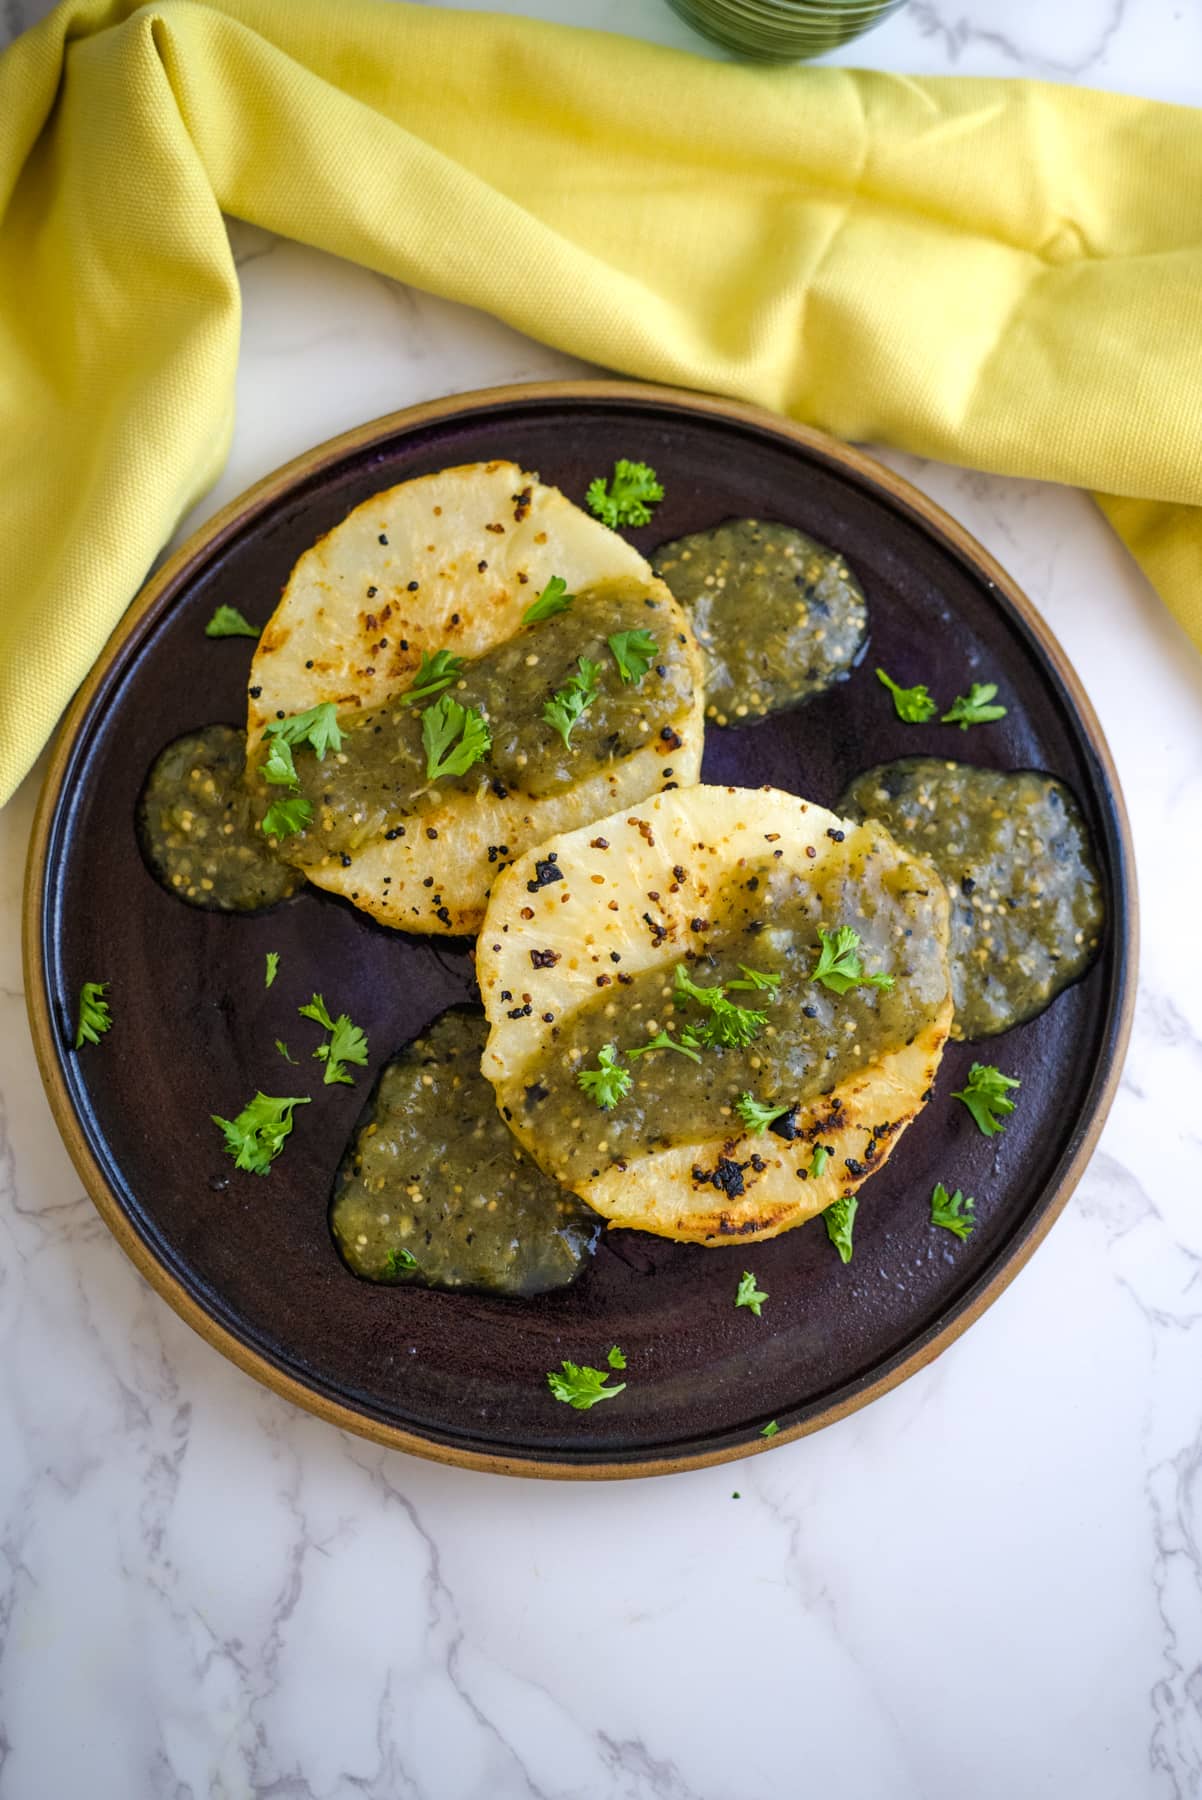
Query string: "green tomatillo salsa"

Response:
xmin=651 ymin=519 xmax=867 ymax=727
xmin=138 ymin=724 xmax=301 ymax=911
xmin=331 ymin=1008 xmax=599 ymax=1295
xmin=839 ymin=758 xmax=1104 ymax=1040
xmin=516 ymin=837 xmax=949 ymax=1190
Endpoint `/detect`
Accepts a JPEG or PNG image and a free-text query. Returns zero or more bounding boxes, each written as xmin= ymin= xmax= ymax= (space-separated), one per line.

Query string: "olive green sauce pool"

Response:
xmin=839 ymin=759 xmax=1104 ymax=1040
xmin=139 ymin=725 xmax=300 ymax=911
xmin=521 ymin=843 xmax=949 ymax=1190
xmin=651 ymin=519 xmax=867 ymax=726
xmin=276 ymin=581 xmax=694 ymax=866
xmin=331 ymin=1010 xmax=599 ymax=1295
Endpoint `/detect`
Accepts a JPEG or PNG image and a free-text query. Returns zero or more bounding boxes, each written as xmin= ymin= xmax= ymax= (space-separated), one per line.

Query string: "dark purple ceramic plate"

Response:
xmin=24 ymin=383 xmax=1136 ymax=1478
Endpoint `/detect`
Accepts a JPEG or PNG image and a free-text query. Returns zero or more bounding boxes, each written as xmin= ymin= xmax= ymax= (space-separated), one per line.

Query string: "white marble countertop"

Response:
xmin=3 ymin=2 xmax=1202 ymax=1796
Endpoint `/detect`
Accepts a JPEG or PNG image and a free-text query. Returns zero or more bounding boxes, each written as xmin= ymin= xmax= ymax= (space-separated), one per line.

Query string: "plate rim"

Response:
xmin=22 ymin=377 xmax=1139 ymax=1480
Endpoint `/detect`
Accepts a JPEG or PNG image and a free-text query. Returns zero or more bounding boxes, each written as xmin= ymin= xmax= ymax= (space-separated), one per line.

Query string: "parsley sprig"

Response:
xmin=298 ymin=993 xmax=369 ymax=1086
xmin=953 ymin=1062 xmax=1020 ymax=1136
xmin=543 ymin=657 xmax=601 ymax=750
xmin=811 ymin=924 xmax=895 ymax=996
xmin=74 ymin=981 xmax=112 ymax=1049
xmin=876 ymin=667 xmax=937 ymax=723
xmin=421 ymin=694 xmax=491 ymax=781
xmin=212 ymin=1092 xmax=309 ymax=1175
xmin=585 ymin=459 xmax=664 ymax=530
xmin=672 ymin=964 xmax=767 ymax=1049
xmin=577 ymin=1044 xmax=632 ymax=1110
xmin=205 ymin=605 xmax=258 ymax=639
xmin=735 ymin=1270 xmax=768 ymax=1317
xmin=735 ymin=1093 xmax=792 ymax=1135
xmin=547 ymin=1359 xmax=627 ymax=1410
xmin=400 ymin=648 xmax=465 ymax=706
xmin=607 ymin=628 xmax=659 ymax=684
xmin=824 ymin=1193 xmax=858 ymax=1263
xmin=942 ymin=682 xmax=1008 ymax=729
xmin=523 ymin=576 xmax=574 ymax=625
xmin=930 ymin=1182 xmax=976 ymax=1240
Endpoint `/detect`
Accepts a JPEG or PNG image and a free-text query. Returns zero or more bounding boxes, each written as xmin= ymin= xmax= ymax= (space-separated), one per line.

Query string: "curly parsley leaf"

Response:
xmin=824 ymin=1193 xmax=858 ymax=1264
xmin=383 ymin=1247 xmax=418 ymax=1277
xmin=607 ymin=628 xmax=659 ymax=684
xmin=298 ymin=993 xmax=369 ymax=1086
xmin=735 ymin=1270 xmax=768 ymax=1317
xmin=261 ymin=794 xmax=313 ymax=841
xmin=811 ymin=924 xmax=895 ymax=995
xmin=420 ymin=694 xmax=491 ymax=781
xmin=577 ymin=1043 xmax=632 ymax=1110
xmin=727 ymin=964 xmax=782 ymax=992
xmin=265 ymin=951 xmax=279 ymax=989
xmin=400 ymin=648 xmax=465 ymax=707
xmin=953 ymin=1062 xmax=1020 ymax=1136
xmin=542 ymin=657 xmax=601 ymax=750
xmin=672 ymin=963 xmax=767 ymax=1049
xmin=547 ymin=1360 xmax=627 ymax=1410
xmin=585 ymin=459 xmax=664 ymax=530
xmin=275 ymin=1038 xmax=296 ymax=1064
xmin=261 ymin=737 xmax=298 ymax=786
xmin=876 ymin=667 xmax=937 ymax=723
xmin=205 ymin=604 xmax=259 ymax=640
xmin=212 ymin=1092 xmax=309 ymax=1175
xmin=523 ymin=576 xmax=575 ymax=625
xmin=931 ymin=1182 xmax=976 ymax=1240
xmin=627 ymin=1029 xmax=703 ymax=1065
xmin=263 ymin=701 xmax=343 ymax=761
xmin=607 ymin=1345 xmax=627 ymax=1370
xmin=735 ymin=1092 xmax=793 ymax=1135
xmin=942 ymin=681 xmax=1008 ymax=730
xmin=761 ymin=1420 xmax=779 ymax=1438
xmin=810 ymin=1145 xmax=831 ymax=1179
xmin=74 ymin=981 xmax=112 ymax=1049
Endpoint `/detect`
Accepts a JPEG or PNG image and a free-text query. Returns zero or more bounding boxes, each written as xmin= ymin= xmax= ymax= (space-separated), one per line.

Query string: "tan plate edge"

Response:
xmin=22 ymin=378 xmax=1140 ymax=1480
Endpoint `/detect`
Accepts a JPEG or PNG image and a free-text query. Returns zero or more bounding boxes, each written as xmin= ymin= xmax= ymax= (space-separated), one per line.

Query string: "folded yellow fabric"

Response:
xmin=2 ymin=0 xmax=1200 ymax=804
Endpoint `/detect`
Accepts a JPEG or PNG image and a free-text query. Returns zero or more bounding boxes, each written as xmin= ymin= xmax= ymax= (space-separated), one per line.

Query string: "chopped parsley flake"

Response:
xmin=811 ymin=924 xmax=895 ymax=995
xmin=761 ymin=1420 xmax=779 ymax=1438
xmin=523 ymin=576 xmax=574 ymax=625
xmin=261 ymin=794 xmax=313 ymax=840
xmin=298 ymin=993 xmax=369 ymax=1086
xmin=607 ymin=628 xmax=659 ymax=684
xmin=542 ymin=657 xmax=601 ymax=750
xmin=577 ymin=1044 xmax=632 ymax=1110
xmin=547 ymin=1360 xmax=626 ymax=1409
xmin=810 ymin=1145 xmax=831 ymax=1178
xmin=383 ymin=1247 xmax=418 ymax=1276
xmin=607 ymin=1345 xmax=627 ymax=1370
xmin=400 ymin=648 xmax=465 ymax=706
xmin=264 ymin=951 xmax=279 ymax=989
xmin=212 ymin=1092 xmax=309 ymax=1175
xmin=942 ymin=681 xmax=1008 ymax=730
xmin=263 ymin=701 xmax=343 ymax=762
xmin=930 ymin=1182 xmax=976 ymax=1240
xmin=727 ymin=965 xmax=781 ymax=992
xmin=953 ymin=1062 xmax=1020 ymax=1136
xmin=205 ymin=605 xmax=258 ymax=639
xmin=876 ymin=667 xmax=937 ymax=722
xmin=824 ymin=1193 xmax=858 ymax=1263
xmin=275 ymin=1039 xmax=296 ymax=1063
xmin=585 ymin=459 xmax=664 ymax=530
xmin=420 ymin=694 xmax=491 ymax=781
xmin=627 ymin=1029 xmax=703 ymax=1065
xmin=735 ymin=1270 xmax=768 ymax=1317
xmin=74 ymin=981 xmax=112 ymax=1049
xmin=735 ymin=1092 xmax=793 ymax=1135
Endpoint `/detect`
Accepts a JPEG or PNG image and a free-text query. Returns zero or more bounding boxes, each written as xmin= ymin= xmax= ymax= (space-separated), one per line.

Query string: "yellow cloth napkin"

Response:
xmin=2 ymin=0 xmax=1201 ymax=804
